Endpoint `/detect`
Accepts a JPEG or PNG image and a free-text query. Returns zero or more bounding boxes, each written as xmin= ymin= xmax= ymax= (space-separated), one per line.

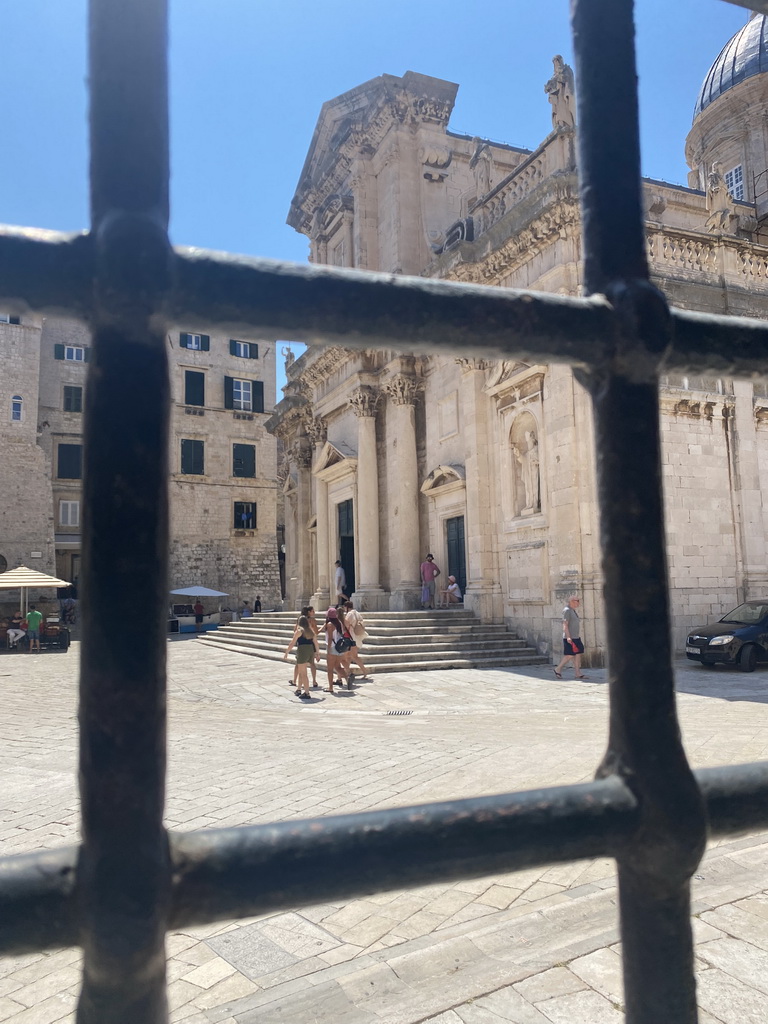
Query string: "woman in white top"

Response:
xmin=438 ymin=576 xmax=462 ymax=606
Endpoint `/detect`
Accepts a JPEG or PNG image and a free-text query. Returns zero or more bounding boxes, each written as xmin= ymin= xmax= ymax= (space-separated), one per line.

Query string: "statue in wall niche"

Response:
xmin=545 ymin=55 xmax=576 ymax=130
xmin=470 ymin=138 xmax=493 ymax=197
xmin=512 ymin=430 xmax=540 ymax=513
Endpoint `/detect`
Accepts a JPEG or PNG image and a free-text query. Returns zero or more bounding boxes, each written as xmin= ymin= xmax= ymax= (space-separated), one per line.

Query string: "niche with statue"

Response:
xmin=510 ymin=413 xmax=541 ymax=517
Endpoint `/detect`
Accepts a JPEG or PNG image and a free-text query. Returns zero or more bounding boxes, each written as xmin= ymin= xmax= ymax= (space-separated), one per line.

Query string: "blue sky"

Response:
xmin=0 ymin=1 xmax=748 ymax=385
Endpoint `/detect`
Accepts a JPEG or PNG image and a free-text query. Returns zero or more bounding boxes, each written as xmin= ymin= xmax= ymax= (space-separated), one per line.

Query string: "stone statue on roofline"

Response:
xmin=705 ymin=161 xmax=739 ymax=233
xmin=545 ymin=55 xmax=576 ymax=129
xmin=469 ymin=137 xmax=493 ymax=197
xmin=282 ymin=345 xmax=295 ymax=370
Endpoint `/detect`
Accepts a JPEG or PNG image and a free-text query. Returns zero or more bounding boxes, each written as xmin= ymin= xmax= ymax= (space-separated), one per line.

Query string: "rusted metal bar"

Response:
xmin=2 ymin=760 xmax=767 ymax=956
xmin=4 ymin=229 xmax=768 ymax=377
xmin=572 ymin=2 xmax=707 ymax=1022
xmin=76 ymin=1 xmax=172 ymax=1023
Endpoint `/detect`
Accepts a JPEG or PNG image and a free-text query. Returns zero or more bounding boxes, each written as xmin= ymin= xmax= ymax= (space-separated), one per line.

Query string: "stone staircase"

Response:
xmin=197 ymin=609 xmax=547 ymax=673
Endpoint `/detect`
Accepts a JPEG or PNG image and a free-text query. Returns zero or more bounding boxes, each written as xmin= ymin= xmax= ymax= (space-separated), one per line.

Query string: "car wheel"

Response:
xmin=738 ymin=645 xmax=758 ymax=673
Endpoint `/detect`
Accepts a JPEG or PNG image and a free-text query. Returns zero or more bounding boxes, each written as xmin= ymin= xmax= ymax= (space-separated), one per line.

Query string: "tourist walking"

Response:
xmin=554 ymin=596 xmax=587 ymax=679
xmin=323 ymin=607 xmax=350 ymax=693
xmin=7 ymin=611 xmax=26 ymax=649
xmin=289 ymin=606 xmax=320 ymax=690
xmin=283 ymin=615 xmax=319 ymax=700
xmin=342 ymin=600 xmax=372 ymax=680
xmin=420 ymin=553 xmax=441 ymax=609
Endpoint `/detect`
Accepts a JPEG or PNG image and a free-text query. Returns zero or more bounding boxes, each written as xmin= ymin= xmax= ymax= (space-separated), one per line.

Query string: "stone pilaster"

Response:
xmin=293 ymin=439 xmax=314 ymax=609
xmin=384 ymin=374 xmax=423 ymax=609
xmin=457 ymin=359 xmax=503 ymax=622
xmin=349 ymin=387 xmax=388 ymax=610
xmin=308 ymin=418 xmax=332 ymax=610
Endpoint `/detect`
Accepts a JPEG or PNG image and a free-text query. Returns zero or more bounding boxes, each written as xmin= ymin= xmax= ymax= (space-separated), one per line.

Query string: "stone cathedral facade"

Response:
xmin=271 ymin=15 xmax=768 ymax=662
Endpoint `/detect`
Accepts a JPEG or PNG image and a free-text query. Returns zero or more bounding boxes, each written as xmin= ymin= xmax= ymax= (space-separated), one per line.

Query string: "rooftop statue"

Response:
xmin=545 ymin=55 xmax=575 ymax=129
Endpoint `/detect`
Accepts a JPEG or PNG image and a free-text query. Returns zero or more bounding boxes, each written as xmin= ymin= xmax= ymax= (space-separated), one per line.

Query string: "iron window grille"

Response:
xmin=2 ymin=2 xmax=768 ymax=1023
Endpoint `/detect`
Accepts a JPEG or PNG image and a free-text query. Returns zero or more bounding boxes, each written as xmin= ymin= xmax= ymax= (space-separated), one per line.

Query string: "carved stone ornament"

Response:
xmin=291 ymin=440 xmax=314 ymax=469
xmin=384 ymin=374 xmax=422 ymax=406
xmin=349 ymin=386 xmax=381 ymax=418
xmin=306 ymin=416 xmax=328 ymax=445
xmin=456 ymin=357 xmax=493 ymax=374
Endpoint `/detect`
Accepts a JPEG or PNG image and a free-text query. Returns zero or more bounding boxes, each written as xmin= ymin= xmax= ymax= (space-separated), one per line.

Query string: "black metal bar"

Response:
xmin=76 ymin=1 xmax=172 ymax=1023
xmin=5 ymin=230 xmax=768 ymax=378
xmin=572 ymin=2 xmax=707 ymax=1023
xmin=2 ymin=761 xmax=768 ymax=956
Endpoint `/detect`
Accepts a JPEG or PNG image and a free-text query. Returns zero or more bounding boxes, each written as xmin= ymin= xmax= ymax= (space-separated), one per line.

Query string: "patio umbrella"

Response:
xmin=169 ymin=587 xmax=229 ymax=598
xmin=0 ymin=565 xmax=70 ymax=616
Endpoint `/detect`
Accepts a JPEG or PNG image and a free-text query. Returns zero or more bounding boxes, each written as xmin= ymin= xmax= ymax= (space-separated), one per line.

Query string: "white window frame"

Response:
xmin=185 ymin=333 xmax=203 ymax=350
xmin=11 ymin=395 xmax=22 ymax=421
xmin=59 ymin=500 xmax=80 ymax=527
xmin=725 ymin=164 xmax=745 ymax=202
xmin=232 ymin=379 xmax=252 ymax=411
xmin=65 ymin=345 xmax=85 ymax=362
xmin=233 ymin=341 xmax=251 ymax=358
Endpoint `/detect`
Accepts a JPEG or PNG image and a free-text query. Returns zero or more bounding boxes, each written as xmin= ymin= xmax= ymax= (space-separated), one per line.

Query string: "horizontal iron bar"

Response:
xmin=1 ymin=762 xmax=767 ymax=955
xmin=2 ymin=228 xmax=768 ymax=376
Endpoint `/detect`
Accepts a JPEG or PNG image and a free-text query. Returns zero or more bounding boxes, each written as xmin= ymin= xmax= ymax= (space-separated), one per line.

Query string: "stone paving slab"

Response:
xmin=1 ymin=642 xmax=768 ymax=1021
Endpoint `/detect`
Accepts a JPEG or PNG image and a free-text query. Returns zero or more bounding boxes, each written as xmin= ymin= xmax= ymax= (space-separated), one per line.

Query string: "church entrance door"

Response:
xmin=445 ymin=515 xmax=466 ymax=599
xmin=337 ymin=499 xmax=355 ymax=598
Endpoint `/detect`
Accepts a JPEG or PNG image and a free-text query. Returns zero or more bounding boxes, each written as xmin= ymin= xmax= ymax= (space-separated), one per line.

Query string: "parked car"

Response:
xmin=685 ymin=601 xmax=768 ymax=672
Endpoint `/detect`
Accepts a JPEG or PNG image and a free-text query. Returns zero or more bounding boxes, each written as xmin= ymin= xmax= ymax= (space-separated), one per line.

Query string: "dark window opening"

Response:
xmin=180 ymin=439 xmax=204 ymax=475
xmin=57 ymin=443 xmax=83 ymax=480
xmin=232 ymin=443 xmax=255 ymax=477
xmin=234 ymin=501 xmax=256 ymax=530
xmin=184 ymin=370 xmax=205 ymax=407
xmin=64 ymin=385 xmax=83 ymax=413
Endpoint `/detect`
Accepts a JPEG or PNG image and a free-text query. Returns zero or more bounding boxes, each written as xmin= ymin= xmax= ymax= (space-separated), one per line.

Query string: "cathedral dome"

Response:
xmin=694 ymin=14 xmax=768 ymax=118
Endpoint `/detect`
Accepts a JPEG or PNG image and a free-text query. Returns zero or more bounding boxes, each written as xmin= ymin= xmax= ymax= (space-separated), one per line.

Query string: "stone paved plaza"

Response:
xmin=2 ymin=640 xmax=768 ymax=1023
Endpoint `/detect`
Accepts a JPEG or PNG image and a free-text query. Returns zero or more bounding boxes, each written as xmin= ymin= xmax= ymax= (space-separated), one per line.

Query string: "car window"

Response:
xmin=720 ymin=603 xmax=766 ymax=625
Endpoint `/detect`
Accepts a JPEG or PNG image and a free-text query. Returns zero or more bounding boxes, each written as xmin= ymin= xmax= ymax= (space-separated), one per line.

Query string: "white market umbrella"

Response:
xmin=169 ymin=587 xmax=229 ymax=598
xmin=0 ymin=565 xmax=70 ymax=616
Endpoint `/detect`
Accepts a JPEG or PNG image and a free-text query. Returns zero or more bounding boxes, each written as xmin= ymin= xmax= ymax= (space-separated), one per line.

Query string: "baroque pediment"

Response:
xmin=313 ymin=440 xmax=358 ymax=481
xmin=420 ymin=464 xmax=466 ymax=496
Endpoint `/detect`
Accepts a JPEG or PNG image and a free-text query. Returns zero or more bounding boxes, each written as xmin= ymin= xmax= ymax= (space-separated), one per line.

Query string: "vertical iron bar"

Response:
xmin=571 ymin=2 xmax=707 ymax=1023
xmin=77 ymin=1 xmax=172 ymax=1022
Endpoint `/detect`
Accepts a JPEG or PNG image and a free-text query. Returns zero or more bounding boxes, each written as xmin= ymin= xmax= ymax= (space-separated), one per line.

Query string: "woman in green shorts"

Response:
xmin=284 ymin=615 xmax=319 ymax=700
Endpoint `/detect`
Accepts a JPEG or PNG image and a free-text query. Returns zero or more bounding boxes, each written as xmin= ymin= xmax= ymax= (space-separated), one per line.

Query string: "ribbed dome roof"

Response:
xmin=694 ymin=14 xmax=768 ymax=118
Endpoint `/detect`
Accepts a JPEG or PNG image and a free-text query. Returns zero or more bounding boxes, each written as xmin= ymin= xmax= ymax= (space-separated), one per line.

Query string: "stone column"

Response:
xmin=293 ymin=438 xmax=313 ymax=609
xmin=349 ymin=386 xmax=387 ymax=610
xmin=308 ymin=418 xmax=331 ymax=610
xmin=457 ymin=359 xmax=503 ymax=622
xmin=384 ymin=374 xmax=422 ymax=609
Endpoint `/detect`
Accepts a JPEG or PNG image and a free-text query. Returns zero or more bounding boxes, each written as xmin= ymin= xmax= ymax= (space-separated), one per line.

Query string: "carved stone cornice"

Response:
xmin=384 ymin=374 xmax=422 ymax=406
xmin=447 ymin=199 xmax=581 ymax=285
xmin=296 ymin=346 xmax=353 ymax=392
xmin=349 ymin=386 xmax=381 ymax=418
xmin=456 ymin=357 xmax=494 ymax=374
xmin=755 ymin=404 xmax=768 ymax=427
xmin=673 ymin=398 xmax=716 ymax=420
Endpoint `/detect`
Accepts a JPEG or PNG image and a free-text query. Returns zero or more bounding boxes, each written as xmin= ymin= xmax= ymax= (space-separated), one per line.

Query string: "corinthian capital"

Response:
xmin=306 ymin=416 xmax=328 ymax=445
xmin=291 ymin=440 xmax=313 ymax=469
xmin=384 ymin=374 xmax=422 ymax=406
xmin=349 ymin=386 xmax=381 ymax=418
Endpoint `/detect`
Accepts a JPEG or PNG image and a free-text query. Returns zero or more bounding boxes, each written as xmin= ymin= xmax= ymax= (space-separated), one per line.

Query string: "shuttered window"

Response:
xmin=232 ymin=443 xmax=256 ymax=477
xmin=180 ymin=439 xmax=204 ymax=475
xmin=57 ymin=443 xmax=83 ymax=479
xmin=184 ymin=370 xmax=205 ymax=406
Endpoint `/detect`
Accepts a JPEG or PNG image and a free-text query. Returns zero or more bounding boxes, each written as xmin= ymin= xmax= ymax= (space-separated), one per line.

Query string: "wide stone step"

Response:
xmin=201 ymin=608 xmax=546 ymax=673
xmin=199 ymin=635 xmax=544 ymax=661
xmin=197 ymin=637 xmax=546 ymax=672
xmin=212 ymin=626 xmax=519 ymax=647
